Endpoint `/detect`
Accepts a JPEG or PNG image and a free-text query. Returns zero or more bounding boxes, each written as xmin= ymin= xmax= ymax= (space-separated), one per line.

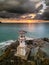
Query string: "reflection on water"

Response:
xmin=0 ymin=23 xmax=49 ymax=41
xmin=26 ymin=24 xmax=35 ymax=32
xmin=0 ymin=23 xmax=49 ymax=56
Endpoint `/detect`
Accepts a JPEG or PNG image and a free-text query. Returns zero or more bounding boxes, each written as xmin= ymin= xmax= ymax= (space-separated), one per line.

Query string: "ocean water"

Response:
xmin=0 ymin=23 xmax=49 ymax=56
xmin=0 ymin=23 xmax=49 ymax=42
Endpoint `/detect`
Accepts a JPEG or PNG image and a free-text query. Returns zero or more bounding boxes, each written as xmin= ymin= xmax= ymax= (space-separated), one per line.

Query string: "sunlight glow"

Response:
xmin=0 ymin=18 xmax=46 ymax=23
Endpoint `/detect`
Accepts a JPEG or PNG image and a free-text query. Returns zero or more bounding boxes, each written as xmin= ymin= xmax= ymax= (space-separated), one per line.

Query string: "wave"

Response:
xmin=0 ymin=40 xmax=15 ymax=49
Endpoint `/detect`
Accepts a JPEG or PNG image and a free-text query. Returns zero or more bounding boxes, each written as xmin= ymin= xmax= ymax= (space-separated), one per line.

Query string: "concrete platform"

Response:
xmin=14 ymin=48 xmax=31 ymax=60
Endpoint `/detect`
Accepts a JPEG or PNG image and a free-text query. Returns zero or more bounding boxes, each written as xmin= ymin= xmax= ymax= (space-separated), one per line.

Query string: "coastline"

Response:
xmin=0 ymin=18 xmax=49 ymax=24
xmin=0 ymin=37 xmax=49 ymax=60
xmin=0 ymin=37 xmax=49 ymax=65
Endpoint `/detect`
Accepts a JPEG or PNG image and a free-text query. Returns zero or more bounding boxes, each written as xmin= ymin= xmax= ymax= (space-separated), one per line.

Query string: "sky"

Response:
xmin=0 ymin=0 xmax=49 ymax=19
xmin=0 ymin=0 xmax=40 ymax=13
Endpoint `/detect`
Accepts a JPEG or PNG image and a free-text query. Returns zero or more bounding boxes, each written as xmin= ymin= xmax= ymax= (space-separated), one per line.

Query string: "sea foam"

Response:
xmin=0 ymin=40 xmax=15 ymax=49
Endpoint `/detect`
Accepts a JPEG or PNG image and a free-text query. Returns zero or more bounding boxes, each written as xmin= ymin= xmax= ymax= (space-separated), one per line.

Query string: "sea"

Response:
xmin=0 ymin=23 xmax=49 ymax=42
xmin=0 ymin=23 xmax=49 ymax=56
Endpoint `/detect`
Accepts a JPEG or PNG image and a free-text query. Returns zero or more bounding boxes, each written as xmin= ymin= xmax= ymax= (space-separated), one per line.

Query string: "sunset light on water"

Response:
xmin=0 ymin=0 xmax=49 ymax=65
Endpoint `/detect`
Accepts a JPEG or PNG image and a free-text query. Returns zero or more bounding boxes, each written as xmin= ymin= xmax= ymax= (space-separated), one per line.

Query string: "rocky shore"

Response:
xmin=0 ymin=38 xmax=49 ymax=65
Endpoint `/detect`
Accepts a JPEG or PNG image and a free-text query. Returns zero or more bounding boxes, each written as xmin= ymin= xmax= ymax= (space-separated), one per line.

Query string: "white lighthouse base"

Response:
xmin=17 ymin=46 xmax=26 ymax=56
xmin=14 ymin=45 xmax=31 ymax=60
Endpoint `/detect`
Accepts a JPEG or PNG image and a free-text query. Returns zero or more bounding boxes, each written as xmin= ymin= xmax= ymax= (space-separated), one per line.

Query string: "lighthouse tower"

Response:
xmin=16 ymin=30 xmax=27 ymax=56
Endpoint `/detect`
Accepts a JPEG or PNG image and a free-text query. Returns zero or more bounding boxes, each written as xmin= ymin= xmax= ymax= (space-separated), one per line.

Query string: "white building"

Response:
xmin=16 ymin=30 xmax=27 ymax=56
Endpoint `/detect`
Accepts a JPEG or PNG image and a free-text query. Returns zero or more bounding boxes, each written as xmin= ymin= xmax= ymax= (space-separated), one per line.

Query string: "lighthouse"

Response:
xmin=15 ymin=30 xmax=31 ymax=60
xmin=16 ymin=30 xmax=27 ymax=56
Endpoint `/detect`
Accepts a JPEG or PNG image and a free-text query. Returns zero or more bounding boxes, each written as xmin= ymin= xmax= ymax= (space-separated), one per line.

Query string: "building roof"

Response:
xmin=19 ymin=30 xmax=27 ymax=34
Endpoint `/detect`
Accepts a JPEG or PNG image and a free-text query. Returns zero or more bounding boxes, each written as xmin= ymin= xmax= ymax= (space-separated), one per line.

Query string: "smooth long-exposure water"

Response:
xmin=0 ymin=23 xmax=49 ymax=56
xmin=0 ymin=23 xmax=49 ymax=42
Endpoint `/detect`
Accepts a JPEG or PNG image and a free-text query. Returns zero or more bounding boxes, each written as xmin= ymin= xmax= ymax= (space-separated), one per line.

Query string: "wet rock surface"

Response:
xmin=0 ymin=38 xmax=49 ymax=65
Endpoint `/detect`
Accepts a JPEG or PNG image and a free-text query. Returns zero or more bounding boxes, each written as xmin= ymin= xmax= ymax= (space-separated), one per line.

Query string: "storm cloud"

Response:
xmin=0 ymin=0 xmax=49 ymax=19
xmin=0 ymin=0 xmax=40 ymax=13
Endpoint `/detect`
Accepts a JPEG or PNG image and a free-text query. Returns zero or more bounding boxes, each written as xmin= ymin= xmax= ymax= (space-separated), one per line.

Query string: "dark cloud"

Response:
xmin=0 ymin=11 xmax=21 ymax=18
xmin=0 ymin=0 xmax=38 ymax=13
xmin=0 ymin=0 xmax=49 ymax=20
xmin=0 ymin=0 xmax=40 ymax=18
